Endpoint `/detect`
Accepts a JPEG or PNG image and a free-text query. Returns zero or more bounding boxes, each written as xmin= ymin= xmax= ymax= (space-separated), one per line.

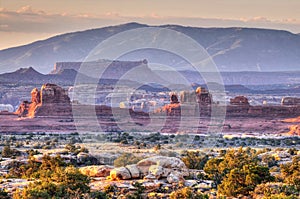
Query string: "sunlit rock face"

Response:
xmin=79 ymin=165 xmax=114 ymax=177
xmin=15 ymin=83 xmax=72 ymax=118
xmin=31 ymin=88 xmax=40 ymax=104
xmin=109 ymin=156 xmax=188 ymax=181
xmin=287 ymin=125 xmax=300 ymax=136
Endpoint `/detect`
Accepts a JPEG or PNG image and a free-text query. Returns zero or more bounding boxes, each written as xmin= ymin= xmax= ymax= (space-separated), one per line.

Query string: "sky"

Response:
xmin=1 ymin=0 xmax=300 ymax=50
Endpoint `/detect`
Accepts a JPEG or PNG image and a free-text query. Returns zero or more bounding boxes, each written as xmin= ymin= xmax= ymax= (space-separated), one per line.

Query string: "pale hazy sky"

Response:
xmin=1 ymin=0 xmax=300 ymax=50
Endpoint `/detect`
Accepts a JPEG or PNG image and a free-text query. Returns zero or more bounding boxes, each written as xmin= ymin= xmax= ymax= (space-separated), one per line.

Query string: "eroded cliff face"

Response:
xmin=283 ymin=116 xmax=300 ymax=136
xmin=15 ymin=83 xmax=72 ymax=118
xmin=287 ymin=125 xmax=300 ymax=136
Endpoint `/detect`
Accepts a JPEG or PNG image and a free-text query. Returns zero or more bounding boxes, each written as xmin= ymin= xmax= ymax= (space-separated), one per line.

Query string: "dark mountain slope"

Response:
xmin=0 ymin=23 xmax=300 ymax=73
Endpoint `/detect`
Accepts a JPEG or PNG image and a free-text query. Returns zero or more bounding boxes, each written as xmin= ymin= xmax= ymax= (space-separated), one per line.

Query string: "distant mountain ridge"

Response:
xmin=0 ymin=22 xmax=300 ymax=73
xmin=1 ymin=66 xmax=300 ymax=86
xmin=0 ymin=67 xmax=78 ymax=85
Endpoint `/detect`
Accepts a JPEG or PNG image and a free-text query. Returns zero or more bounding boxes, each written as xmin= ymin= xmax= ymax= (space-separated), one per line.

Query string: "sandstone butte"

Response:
xmin=6 ymin=83 xmax=300 ymax=134
xmin=15 ymin=83 xmax=72 ymax=118
xmin=14 ymin=83 xmax=300 ymax=119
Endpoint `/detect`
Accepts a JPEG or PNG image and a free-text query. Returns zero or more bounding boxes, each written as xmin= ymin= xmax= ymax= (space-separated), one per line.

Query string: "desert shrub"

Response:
xmin=170 ymin=187 xmax=209 ymax=199
xmin=65 ymin=143 xmax=88 ymax=155
xmin=120 ymin=139 xmax=128 ymax=145
xmin=280 ymin=156 xmax=300 ymax=191
xmin=124 ymin=182 xmax=145 ymax=199
xmin=253 ymin=182 xmax=299 ymax=199
xmin=204 ymin=147 xmax=273 ymax=197
xmin=218 ymin=164 xmax=273 ymax=197
xmin=114 ymin=153 xmax=143 ymax=167
xmin=287 ymin=148 xmax=298 ymax=156
xmin=89 ymin=191 xmax=108 ymax=199
xmin=181 ymin=151 xmax=209 ymax=170
xmin=13 ymin=165 xmax=90 ymax=199
xmin=262 ymin=154 xmax=278 ymax=167
xmin=1 ymin=145 xmax=21 ymax=158
xmin=0 ymin=189 xmax=9 ymax=199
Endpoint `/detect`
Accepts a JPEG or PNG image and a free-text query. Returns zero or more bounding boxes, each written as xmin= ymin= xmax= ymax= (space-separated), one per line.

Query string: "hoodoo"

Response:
xmin=15 ymin=83 xmax=72 ymax=118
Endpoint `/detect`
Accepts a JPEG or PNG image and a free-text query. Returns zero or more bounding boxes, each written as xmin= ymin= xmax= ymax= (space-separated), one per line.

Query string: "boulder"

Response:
xmin=110 ymin=167 xmax=132 ymax=180
xmin=167 ymin=172 xmax=180 ymax=184
xmin=125 ymin=164 xmax=140 ymax=179
xmin=137 ymin=156 xmax=188 ymax=177
xmin=76 ymin=152 xmax=99 ymax=165
xmin=109 ymin=164 xmax=141 ymax=180
xmin=148 ymin=165 xmax=172 ymax=178
xmin=137 ymin=156 xmax=187 ymax=170
xmin=144 ymin=173 xmax=157 ymax=181
xmin=79 ymin=165 xmax=114 ymax=177
xmin=109 ymin=156 xmax=189 ymax=181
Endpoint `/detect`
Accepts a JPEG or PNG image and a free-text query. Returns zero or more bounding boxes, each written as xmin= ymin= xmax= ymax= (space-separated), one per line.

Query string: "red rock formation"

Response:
xmin=170 ymin=93 xmax=179 ymax=104
xmin=283 ymin=116 xmax=300 ymax=136
xmin=40 ymin=83 xmax=70 ymax=104
xmin=15 ymin=101 xmax=30 ymax=117
xmin=196 ymin=87 xmax=212 ymax=105
xmin=15 ymin=83 xmax=72 ymax=118
xmin=160 ymin=93 xmax=181 ymax=133
xmin=287 ymin=125 xmax=300 ymax=136
xmin=31 ymin=88 xmax=40 ymax=104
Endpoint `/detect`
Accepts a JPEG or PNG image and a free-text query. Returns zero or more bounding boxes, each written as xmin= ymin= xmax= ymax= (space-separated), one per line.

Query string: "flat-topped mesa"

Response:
xmin=15 ymin=83 xmax=72 ymax=118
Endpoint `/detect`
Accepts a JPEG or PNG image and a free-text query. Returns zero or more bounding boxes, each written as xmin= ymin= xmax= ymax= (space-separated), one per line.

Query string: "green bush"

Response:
xmin=181 ymin=151 xmax=209 ymax=170
xmin=170 ymin=187 xmax=209 ymax=199
xmin=114 ymin=153 xmax=143 ymax=167
xmin=13 ymin=165 xmax=90 ymax=199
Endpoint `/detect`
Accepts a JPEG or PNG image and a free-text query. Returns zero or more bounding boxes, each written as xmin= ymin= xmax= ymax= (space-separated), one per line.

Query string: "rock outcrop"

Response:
xmin=79 ymin=165 xmax=114 ymax=177
xmin=230 ymin=96 xmax=250 ymax=106
xmin=160 ymin=93 xmax=181 ymax=133
xmin=196 ymin=87 xmax=212 ymax=106
xmin=290 ymin=128 xmax=300 ymax=136
xmin=15 ymin=83 xmax=72 ymax=118
xmin=109 ymin=156 xmax=188 ymax=181
xmin=31 ymin=88 xmax=40 ymax=104
xmin=170 ymin=93 xmax=179 ymax=104
xmin=281 ymin=97 xmax=300 ymax=106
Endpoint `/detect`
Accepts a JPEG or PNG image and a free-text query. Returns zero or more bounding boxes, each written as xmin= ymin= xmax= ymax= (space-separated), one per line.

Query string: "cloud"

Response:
xmin=16 ymin=5 xmax=46 ymax=15
xmin=0 ymin=6 xmax=123 ymax=33
xmin=1 ymin=6 xmax=300 ymax=36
